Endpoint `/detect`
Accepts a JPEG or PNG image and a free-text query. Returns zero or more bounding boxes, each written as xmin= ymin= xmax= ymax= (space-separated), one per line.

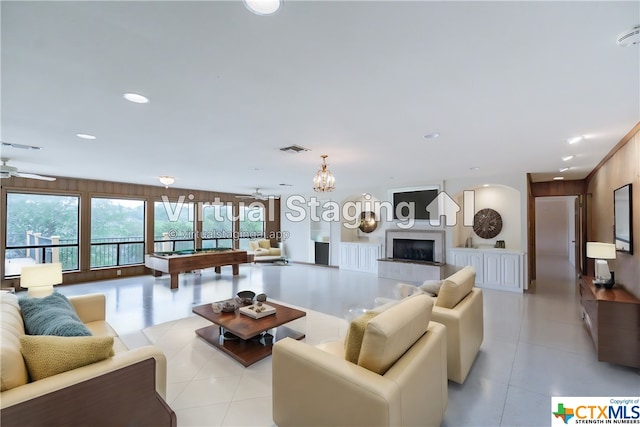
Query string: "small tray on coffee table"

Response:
xmin=239 ymin=303 xmax=276 ymax=319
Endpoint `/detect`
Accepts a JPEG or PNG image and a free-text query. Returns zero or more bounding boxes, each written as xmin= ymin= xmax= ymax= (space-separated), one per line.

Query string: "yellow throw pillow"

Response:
xmin=344 ymin=311 xmax=379 ymax=364
xmin=20 ymin=335 xmax=114 ymax=381
xmin=258 ymin=239 xmax=271 ymax=249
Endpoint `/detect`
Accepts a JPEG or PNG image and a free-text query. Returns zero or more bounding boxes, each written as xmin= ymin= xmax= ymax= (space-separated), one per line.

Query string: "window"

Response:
xmin=238 ymin=203 xmax=265 ymax=250
xmin=202 ymin=204 xmax=234 ymax=249
xmin=154 ymin=199 xmax=195 ymax=252
xmin=5 ymin=193 xmax=79 ymax=276
xmin=91 ymin=198 xmax=145 ymax=268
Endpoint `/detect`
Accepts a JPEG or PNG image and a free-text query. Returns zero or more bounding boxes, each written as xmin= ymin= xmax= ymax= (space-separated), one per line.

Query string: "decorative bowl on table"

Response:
xmin=237 ymin=290 xmax=256 ymax=305
xmin=221 ymin=301 xmax=237 ymax=312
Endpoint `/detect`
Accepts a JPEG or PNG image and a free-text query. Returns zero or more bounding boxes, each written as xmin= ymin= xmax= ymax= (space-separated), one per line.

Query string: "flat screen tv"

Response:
xmin=391 ymin=187 xmax=439 ymax=221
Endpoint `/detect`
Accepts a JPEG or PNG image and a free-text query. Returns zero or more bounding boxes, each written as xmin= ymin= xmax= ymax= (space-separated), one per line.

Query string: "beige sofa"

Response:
xmin=0 ymin=292 xmax=175 ymax=426
xmin=272 ymin=294 xmax=448 ymax=427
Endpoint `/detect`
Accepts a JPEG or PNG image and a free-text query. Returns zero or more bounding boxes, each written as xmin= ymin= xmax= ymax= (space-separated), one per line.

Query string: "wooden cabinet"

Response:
xmin=449 ymin=248 xmax=524 ymax=292
xmin=579 ymin=277 xmax=640 ymax=368
xmin=339 ymin=242 xmax=381 ymax=273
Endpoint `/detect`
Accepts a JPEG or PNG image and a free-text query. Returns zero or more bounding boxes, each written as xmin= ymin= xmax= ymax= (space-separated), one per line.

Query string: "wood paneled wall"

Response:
xmin=1 ymin=176 xmax=280 ymax=289
xmin=585 ymin=122 xmax=640 ymax=299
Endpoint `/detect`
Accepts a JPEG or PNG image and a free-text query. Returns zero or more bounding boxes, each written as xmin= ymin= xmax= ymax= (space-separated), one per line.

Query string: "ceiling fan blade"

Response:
xmin=14 ymin=172 xmax=56 ymax=181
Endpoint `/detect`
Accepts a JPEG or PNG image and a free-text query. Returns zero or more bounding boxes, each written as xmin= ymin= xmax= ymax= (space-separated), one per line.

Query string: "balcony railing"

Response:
xmin=90 ymin=238 xmax=144 ymax=268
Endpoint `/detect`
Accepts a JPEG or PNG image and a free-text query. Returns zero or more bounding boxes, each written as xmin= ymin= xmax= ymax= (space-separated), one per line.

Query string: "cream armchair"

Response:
xmin=431 ymin=266 xmax=483 ymax=384
xmin=374 ymin=266 xmax=483 ymax=384
xmin=272 ymin=294 xmax=448 ymax=427
xmin=248 ymin=239 xmax=281 ymax=257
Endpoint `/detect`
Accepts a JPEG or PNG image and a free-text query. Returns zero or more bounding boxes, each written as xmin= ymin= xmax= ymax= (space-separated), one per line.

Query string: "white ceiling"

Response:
xmin=1 ymin=1 xmax=639 ymax=196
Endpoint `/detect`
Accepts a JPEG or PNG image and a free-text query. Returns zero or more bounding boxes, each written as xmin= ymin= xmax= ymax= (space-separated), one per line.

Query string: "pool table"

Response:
xmin=144 ymin=249 xmax=248 ymax=289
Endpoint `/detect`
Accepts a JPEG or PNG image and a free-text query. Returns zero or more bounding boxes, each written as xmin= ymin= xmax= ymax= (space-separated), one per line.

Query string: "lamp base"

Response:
xmin=593 ymin=272 xmax=615 ymax=289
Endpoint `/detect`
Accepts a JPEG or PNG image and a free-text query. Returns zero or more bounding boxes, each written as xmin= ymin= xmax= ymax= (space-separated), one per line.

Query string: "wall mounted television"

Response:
xmin=614 ymin=183 xmax=633 ymax=254
xmin=390 ymin=186 xmax=440 ymax=221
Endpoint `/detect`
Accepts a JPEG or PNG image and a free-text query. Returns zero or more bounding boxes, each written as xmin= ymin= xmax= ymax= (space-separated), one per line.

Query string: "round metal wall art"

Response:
xmin=472 ymin=208 xmax=503 ymax=239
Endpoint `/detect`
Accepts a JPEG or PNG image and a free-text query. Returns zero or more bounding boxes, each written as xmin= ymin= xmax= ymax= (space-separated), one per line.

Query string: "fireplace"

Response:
xmin=393 ymin=239 xmax=435 ymax=262
xmin=385 ymin=229 xmax=444 ymax=264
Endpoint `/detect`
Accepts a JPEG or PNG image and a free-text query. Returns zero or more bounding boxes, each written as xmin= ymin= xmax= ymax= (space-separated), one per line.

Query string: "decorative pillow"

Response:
xmin=20 ymin=335 xmax=114 ymax=381
xmin=18 ymin=292 xmax=92 ymax=336
xmin=394 ymin=283 xmax=421 ymax=299
xmin=258 ymin=239 xmax=271 ymax=249
xmin=344 ymin=311 xmax=379 ymax=363
xmin=419 ymin=280 xmax=443 ymax=296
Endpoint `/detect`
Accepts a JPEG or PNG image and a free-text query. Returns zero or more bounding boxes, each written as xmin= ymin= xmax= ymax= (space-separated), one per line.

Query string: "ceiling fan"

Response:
xmin=0 ymin=158 xmax=56 ymax=181
xmin=235 ymin=188 xmax=280 ymax=201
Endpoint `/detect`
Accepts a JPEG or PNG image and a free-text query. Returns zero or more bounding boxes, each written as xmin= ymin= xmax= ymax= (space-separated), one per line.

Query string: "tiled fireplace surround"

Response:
xmin=385 ymin=229 xmax=445 ymax=263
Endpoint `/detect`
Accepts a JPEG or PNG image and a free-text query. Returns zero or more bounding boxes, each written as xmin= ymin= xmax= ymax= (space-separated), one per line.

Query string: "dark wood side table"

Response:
xmin=579 ymin=276 xmax=640 ymax=368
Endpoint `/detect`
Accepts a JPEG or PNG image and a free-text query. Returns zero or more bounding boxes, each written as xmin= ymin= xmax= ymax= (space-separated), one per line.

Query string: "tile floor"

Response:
xmin=55 ymin=255 xmax=639 ymax=426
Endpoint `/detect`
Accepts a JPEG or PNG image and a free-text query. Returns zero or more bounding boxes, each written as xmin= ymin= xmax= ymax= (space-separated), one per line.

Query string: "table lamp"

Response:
xmin=20 ymin=263 xmax=63 ymax=297
xmin=586 ymin=242 xmax=616 ymax=288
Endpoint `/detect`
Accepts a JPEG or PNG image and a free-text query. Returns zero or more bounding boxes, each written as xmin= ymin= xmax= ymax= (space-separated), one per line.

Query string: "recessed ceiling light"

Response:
xmin=483 ymin=184 xmax=489 ymax=187
xmin=567 ymin=136 xmax=584 ymax=144
xmin=243 ymin=0 xmax=281 ymax=15
xmin=423 ymin=132 xmax=440 ymax=139
xmin=470 ymin=167 xmax=480 ymax=171
xmin=562 ymin=155 xmax=574 ymax=162
xmin=123 ymin=93 xmax=149 ymax=104
xmin=553 ymin=176 xmax=565 ymax=180
xmin=559 ymin=167 xmax=569 ymax=172
xmin=76 ymin=133 xmax=96 ymax=140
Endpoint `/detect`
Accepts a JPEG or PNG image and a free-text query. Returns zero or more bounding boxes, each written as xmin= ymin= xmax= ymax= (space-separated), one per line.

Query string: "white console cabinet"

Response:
xmin=340 ymin=242 xmax=382 ymax=274
xmin=449 ymin=248 xmax=524 ymax=292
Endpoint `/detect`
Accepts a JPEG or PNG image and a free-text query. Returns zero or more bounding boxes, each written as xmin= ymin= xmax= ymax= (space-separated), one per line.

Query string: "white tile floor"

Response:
xmin=56 ymin=255 xmax=640 ymax=426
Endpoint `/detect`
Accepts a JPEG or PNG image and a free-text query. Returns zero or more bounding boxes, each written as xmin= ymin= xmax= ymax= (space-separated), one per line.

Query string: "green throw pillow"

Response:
xmin=19 ymin=292 xmax=92 ymax=337
xmin=20 ymin=335 xmax=114 ymax=380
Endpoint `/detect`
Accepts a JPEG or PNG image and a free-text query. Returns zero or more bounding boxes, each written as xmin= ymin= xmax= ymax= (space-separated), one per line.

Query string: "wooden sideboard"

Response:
xmin=578 ymin=277 xmax=640 ymax=368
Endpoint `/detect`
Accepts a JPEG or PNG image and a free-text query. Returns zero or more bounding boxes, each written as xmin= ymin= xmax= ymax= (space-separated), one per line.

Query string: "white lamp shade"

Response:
xmin=20 ymin=263 xmax=63 ymax=297
xmin=586 ymin=242 xmax=616 ymax=260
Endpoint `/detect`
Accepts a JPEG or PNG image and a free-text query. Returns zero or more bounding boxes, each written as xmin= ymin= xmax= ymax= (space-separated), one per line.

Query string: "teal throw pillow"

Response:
xmin=19 ymin=292 xmax=92 ymax=337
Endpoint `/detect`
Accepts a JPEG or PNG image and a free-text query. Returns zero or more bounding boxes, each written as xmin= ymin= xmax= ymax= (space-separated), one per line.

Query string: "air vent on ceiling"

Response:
xmin=617 ymin=25 xmax=640 ymax=47
xmin=280 ymin=144 xmax=310 ymax=153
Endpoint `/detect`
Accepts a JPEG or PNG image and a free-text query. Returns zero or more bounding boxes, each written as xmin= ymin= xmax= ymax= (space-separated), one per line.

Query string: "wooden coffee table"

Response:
xmin=192 ymin=301 xmax=306 ymax=367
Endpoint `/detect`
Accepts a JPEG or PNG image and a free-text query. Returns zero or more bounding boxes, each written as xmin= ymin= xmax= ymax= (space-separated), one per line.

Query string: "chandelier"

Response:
xmin=313 ymin=155 xmax=335 ymax=192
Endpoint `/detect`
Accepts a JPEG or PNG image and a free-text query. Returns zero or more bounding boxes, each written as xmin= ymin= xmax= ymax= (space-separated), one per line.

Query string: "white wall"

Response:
xmin=535 ymin=196 xmax=576 ymax=260
xmin=444 ymin=173 xmax=528 ymax=254
xmin=450 ymin=185 xmax=521 ymax=250
xmin=280 ymin=174 xmax=529 ymax=272
xmin=280 ymin=198 xmax=312 ymax=263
